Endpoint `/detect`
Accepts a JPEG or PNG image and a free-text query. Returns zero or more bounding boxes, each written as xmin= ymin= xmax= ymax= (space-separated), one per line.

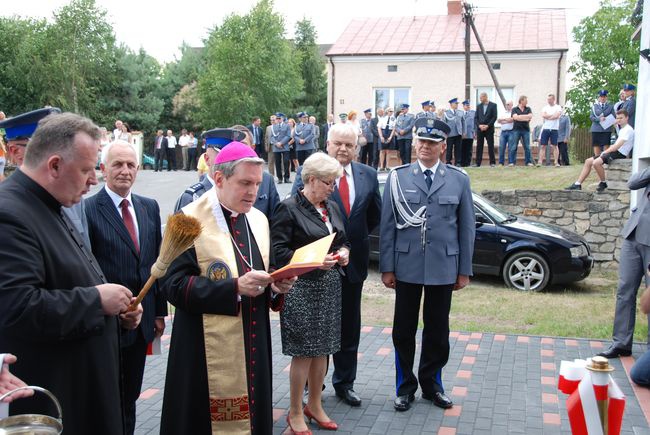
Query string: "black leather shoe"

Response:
xmin=336 ymin=388 xmax=362 ymax=407
xmin=422 ymin=391 xmax=453 ymax=409
xmin=597 ymin=346 xmax=632 ymax=358
xmin=393 ymin=394 xmax=415 ymax=412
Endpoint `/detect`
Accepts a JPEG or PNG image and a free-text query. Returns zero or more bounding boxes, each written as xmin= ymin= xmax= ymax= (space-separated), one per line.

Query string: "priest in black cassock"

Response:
xmin=0 ymin=111 xmax=141 ymax=435
xmin=161 ymin=141 xmax=296 ymax=435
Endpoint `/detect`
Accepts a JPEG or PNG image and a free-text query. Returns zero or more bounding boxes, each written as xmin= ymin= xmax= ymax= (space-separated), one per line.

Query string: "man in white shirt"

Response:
xmin=566 ymin=109 xmax=634 ymax=192
xmin=539 ymin=94 xmax=563 ymax=167
xmin=166 ymin=129 xmax=178 ymax=171
xmin=113 ymin=120 xmax=123 ymax=141
xmin=178 ymin=129 xmax=191 ymax=171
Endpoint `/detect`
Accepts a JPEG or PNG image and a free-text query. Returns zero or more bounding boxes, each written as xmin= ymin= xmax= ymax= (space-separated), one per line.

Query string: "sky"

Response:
xmin=2 ymin=0 xmax=604 ymax=63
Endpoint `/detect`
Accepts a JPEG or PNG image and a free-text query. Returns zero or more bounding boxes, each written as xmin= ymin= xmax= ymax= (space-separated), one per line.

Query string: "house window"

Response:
xmin=387 ymin=65 xmax=398 ymax=72
xmin=475 ymin=86 xmax=514 ymax=110
xmin=374 ymin=87 xmax=410 ymax=112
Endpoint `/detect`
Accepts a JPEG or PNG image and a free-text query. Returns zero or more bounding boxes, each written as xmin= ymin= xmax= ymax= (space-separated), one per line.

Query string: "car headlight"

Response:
xmin=570 ymin=244 xmax=588 ymax=258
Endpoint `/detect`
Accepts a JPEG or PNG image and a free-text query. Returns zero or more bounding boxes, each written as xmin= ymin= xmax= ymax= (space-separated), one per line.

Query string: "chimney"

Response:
xmin=447 ymin=0 xmax=463 ymax=15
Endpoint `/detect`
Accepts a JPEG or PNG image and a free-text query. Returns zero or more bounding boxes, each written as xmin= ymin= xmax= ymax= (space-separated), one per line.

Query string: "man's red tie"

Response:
xmin=120 ymin=199 xmax=139 ymax=253
xmin=339 ymin=172 xmax=351 ymax=216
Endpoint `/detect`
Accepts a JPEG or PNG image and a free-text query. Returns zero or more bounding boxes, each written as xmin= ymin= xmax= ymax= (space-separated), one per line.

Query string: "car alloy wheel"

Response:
xmin=502 ymin=251 xmax=550 ymax=292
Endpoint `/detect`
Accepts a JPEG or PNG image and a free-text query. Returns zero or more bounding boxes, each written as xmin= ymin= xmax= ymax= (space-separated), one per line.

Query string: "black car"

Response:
xmin=370 ymin=173 xmax=593 ymax=291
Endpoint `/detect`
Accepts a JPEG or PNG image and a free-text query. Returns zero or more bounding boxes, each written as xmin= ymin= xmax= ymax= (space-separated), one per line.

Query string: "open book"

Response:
xmin=270 ymin=233 xmax=335 ymax=281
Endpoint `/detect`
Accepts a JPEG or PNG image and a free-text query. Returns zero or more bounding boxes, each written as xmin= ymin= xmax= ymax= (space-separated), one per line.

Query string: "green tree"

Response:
xmin=293 ymin=18 xmax=327 ymax=121
xmin=566 ymin=0 xmax=639 ymax=127
xmin=197 ymin=0 xmax=302 ymax=127
xmin=113 ymin=47 xmax=165 ymax=134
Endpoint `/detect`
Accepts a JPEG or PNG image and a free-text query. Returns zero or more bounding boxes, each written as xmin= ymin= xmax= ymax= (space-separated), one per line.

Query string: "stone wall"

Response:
xmin=481 ymin=160 xmax=632 ymax=269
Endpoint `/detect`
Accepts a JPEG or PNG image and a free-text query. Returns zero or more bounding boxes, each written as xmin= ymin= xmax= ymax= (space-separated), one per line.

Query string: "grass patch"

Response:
xmin=361 ymin=270 xmax=648 ymax=341
xmin=465 ymin=165 xmax=583 ymax=192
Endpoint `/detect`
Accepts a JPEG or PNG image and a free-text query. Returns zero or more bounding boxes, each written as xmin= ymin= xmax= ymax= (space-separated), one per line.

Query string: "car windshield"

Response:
xmin=472 ymin=193 xmax=512 ymax=223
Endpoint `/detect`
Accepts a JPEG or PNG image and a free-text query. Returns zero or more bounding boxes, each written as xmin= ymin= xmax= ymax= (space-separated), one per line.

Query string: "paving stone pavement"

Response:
xmin=134 ymin=318 xmax=650 ymax=435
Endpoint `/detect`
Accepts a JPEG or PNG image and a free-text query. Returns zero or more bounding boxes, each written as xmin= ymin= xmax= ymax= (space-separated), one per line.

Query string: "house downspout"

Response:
xmin=329 ymin=56 xmax=336 ymax=115
xmin=557 ymin=51 xmax=564 ymax=103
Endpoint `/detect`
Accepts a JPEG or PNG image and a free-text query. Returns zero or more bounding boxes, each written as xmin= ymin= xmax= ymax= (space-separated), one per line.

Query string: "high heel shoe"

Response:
xmin=303 ymin=405 xmax=338 ymax=430
xmin=286 ymin=415 xmax=312 ymax=435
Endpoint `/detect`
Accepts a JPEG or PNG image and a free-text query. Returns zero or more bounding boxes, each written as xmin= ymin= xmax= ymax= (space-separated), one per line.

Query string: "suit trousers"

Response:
xmin=297 ymin=149 xmax=313 ymax=166
xmin=165 ymin=148 xmax=176 ymax=170
xmin=332 ymin=278 xmax=363 ymax=391
xmin=274 ymin=152 xmax=290 ymax=181
xmin=393 ymin=281 xmax=454 ymax=396
xmin=360 ymin=142 xmax=375 ymax=168
xmin=558 ymin=142 xmax=570 ymax=165
xmin=267 ymin=148 xmax=275 ymax=176
xmin=372 ymin=138 xmax=380 ymax=169
xmin=476 ymin=127 xmax=495 ymax=166
xmin=445 ymin=135 xmax=462 ymax=165
xmin=460 ymin=139 xmax=474 ymax=167
xmin=397 ymin=139 xmax=412 ymax=165
xmin=154 ymin=149 xmax=164 ymax=171
xmin=122 ymin=330 xmax=148 ymax=435
xmin=612 ymin=235 xmax=650 ymax=350
xmin=181 ymin=147 xmax=189 ymax=170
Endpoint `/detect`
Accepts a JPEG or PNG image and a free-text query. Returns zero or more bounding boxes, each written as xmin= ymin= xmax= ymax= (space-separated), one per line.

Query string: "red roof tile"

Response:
xmin=327 ymin=10 xmax=568 ymax=56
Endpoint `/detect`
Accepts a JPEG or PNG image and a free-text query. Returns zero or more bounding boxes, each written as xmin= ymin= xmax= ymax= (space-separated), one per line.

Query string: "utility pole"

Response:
xmin=463 ymin=2 xmax=472 ymax=102
xmin=464 ymin=2 xmax=508 ymax=108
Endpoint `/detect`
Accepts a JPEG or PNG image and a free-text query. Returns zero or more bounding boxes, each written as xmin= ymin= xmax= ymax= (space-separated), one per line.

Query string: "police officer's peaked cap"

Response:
xmin=363 ymin=108 xmax=372 ymax=114
xmin=448 ymin=98 xmax=458 ymax=104
xmin=598 ymin=90 xmax=609 ymax=96
xmin=202 ymin=128 xmax=246 ymax=149
xmin=413 ymin=118 xmax=450 ymax=143
xmin=0 ymin=107 xmax=62 ymax=141
xmin=623 ymin=84 xmax=636 ymax=91
xmin=421 ymin=100 xmax=431 ymax=107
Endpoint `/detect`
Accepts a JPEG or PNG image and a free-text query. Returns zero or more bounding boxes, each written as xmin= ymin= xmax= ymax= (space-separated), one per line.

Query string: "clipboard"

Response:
xmin=599 ymin=114 xmax=616 ymax=130
xmin=270 ymin=233 xmax=335 ymax=281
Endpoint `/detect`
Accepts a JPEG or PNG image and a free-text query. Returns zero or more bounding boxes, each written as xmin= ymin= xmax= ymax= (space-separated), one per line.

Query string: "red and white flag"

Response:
xmin=558 ymin=359 xmax=626 ymax=435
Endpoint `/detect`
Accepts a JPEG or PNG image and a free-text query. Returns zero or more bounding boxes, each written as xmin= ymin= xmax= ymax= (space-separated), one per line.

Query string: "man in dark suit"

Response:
xmin=292 ymin=123 xmax=382 ymax=406
xmin=248 ymin=116 xmax=265 ymax=160
xmin=321 ymin=114 xmax=335 ymax=152
xmin=475 ymin=92 xmax=498 ymax=167
xmin=86 ymin=140 xmax=168 ymax=435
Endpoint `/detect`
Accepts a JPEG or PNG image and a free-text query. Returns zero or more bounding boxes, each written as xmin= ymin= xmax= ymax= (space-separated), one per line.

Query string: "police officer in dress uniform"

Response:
xmin=589 ymin=90 xmax=614 ymax=157
xmin=444 ymin=98 xmax=465 ymax=165
xmin=460 ymin=100 xmax=476 ymax=167
xmin=174 ymin=129 xmax=280 ymax=219
xmin=416 ymin=101 xmax=435 ymax=120
xmin=380 ymin=117 xmax=475 ymax=412
xmin=294 ymin=112 xmax=315 ymax=165
xmin=395 ymin=104 xmax=416 ymax=165
xmin=271 ymin=113 xmax=292 ymax=183
xmin=622 ymin=83 xmax=636 ymax=128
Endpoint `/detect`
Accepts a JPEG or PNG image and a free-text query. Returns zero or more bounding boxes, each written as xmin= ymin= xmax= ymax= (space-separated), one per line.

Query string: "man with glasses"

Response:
xmin=380 ymin=117 xmax=475 ymax=412
xmin=292 ymin=124 xmax=381 ymax=407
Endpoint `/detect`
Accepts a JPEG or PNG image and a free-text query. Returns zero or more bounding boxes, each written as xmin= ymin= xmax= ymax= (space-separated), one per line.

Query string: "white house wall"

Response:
xmin=327 ymin=52 xmax=567 ymax=128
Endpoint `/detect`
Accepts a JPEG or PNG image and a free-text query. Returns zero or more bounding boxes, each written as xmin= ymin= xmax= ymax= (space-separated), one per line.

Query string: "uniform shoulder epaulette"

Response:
xmin=184 ymin=182 xmax=205 ymax=194
xmin=446 ymin=164 xmax=468 ymax=176
xmin=391 ymin=163 xmax=410 ymax=171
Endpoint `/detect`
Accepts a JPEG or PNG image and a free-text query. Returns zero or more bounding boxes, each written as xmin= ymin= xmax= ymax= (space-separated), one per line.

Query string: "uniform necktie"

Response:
xmin=424 ymin=169 xmax=433 ymax=190
xmin=120 ymin=199 xmax=139 ymax=253
xmin=339 ymin=171 xmax=351 ymax=216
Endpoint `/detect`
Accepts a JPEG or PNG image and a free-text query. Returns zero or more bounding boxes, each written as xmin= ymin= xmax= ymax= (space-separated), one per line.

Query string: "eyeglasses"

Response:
xmin=329 ymin=140 xmax=355 ymax=150
xmin=318 ymin=178 xmax=336 ymax=188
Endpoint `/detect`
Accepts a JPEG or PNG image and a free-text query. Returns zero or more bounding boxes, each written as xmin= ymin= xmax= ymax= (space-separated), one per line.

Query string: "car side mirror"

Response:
xmin=475 ymin=213 xmax=489 ymax=227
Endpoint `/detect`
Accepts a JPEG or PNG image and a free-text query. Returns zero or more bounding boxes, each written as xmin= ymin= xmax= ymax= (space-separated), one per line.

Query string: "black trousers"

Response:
xmin=274 ymin=152 xmax=290 ymax=181
xmin=297 ymin=149 xmax=313 ymax=165
xmin=121 ymin=331 xmax=148 ymax=435
xmin=445 ymin=135 xmax=462 ymax=165
xmin=332 ymin=278 xmax=363 ymax=391
xmin=558 ymin=141 xmax=570 ymax=165
xmin=397 ymin=139 xmax=412 ymax=165
xmin=360 ymin=141 xmax=375 ymax=167
xmin=460 ymin=139 xmax=474 ymax=167
xmin=476 ymin=127 xmax=495 ymax=166
xmin=372 ymin=139 xmax=380 ymax=169
xmin=154 ymin=149 xmax=164 ymax=171
xmin=393 ymin=281 xmax=454 ymax=396
xmin=187 ymin=148 xmax=197 ymax=171
xmin=165 ymin=147 xmax=176 ymax=170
